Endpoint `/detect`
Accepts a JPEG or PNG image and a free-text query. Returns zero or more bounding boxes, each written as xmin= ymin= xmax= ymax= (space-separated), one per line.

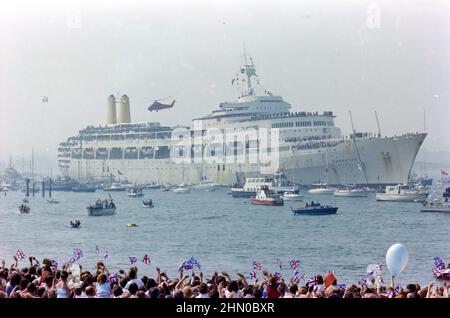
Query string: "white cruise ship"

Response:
xmin=57 ymin=52 xmax=426 ymax=187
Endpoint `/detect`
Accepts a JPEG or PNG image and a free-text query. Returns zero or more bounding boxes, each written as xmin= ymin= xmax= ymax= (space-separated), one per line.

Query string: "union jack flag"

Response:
xmin=142 ymin=254 xmax=151 ymax=265
xmin=338 ymin=283 xmax=346 ymax=291
xmin=307 ymin=276 xmax=317 ymax=286
xmin=290 ymin=259 xmax=300 ymax=270
xmin=394 ymin=286 xmax=402 ymax=294
xmin=432 ymin=268 xmax=443 ymax=278
xmin=358 ymin=278 xmax=367 ymax=288
xmin=95 ymin=245 xmax=100 ymax=255
xmin=252 ymin=261 xmax=262 ymax=271
xmin=16 ymin=249 xmax=25 ymax=260
xmin=129 ymin=256 xmax=137 ymax=264
xmin=375 ymin=263 xmax=383 ymax=271
xmin=434 ymin=256 xmax=445 ymax=270
xmin=104 ymin=251 xmax=109 ymax=260
xmin=272 ymin=272 xmax=282 ymax=280
xmin=73 ymin=248 xmax=83 ymax=260
xmin=108 ymin=273 xmax=118 ymax=283
xmin=250 ymin=270 xmax=257 ymax=280
xmin=441 ymin=169 xmax=449 ymax=176
xmin=65 ymin=257 xmax=76 ymax=267
xmin=275 ymin=258 xmax=282 ymax=270
xmin=182 ymin=256 xmax=201 ymax=270
xmin=51 ymin=259 xmax=58 ymax=271
xmin=380 ymin=290 xmax=393 ymax=298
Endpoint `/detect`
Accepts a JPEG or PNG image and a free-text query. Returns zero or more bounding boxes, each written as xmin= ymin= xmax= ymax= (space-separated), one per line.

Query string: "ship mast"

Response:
xmin=241 ymin=43 xmax=256 ymax=97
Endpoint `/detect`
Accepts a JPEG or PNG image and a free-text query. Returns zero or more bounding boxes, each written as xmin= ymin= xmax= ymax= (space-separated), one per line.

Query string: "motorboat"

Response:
xmin=231 ymin=173 xmax=299 ymax=198
xmin=127 ymin=223 xmax=138 ymax=228
xmin=142 ymin=199 xmax=154 ymax=208
xmin=250 ymin=186 xmax=284 ymax=206
xmin=18 ymin=204 xmax=31 ymax=214
xmin=282 ymin=190 xmax=304 ymax=201
xmin=103 ymin=183 xmax=126 ymax=192
xmin=159 ymin=185 xmax=171 ymax=192
xmin=128 ymin=187 xmax=144 ymax=197
xmin=333 ymin=187 xmax=369 ymax=197
xmin=420 ymin=187 xmax=450 ymax=212
xmin=173 ymin=184 xmax=190 ymax=194
xmin=307 ymin=183 xmax=335 ymax=195
xmin=376 ymin=184 xmax=428 ymax=202
xmin=47 ymin=198 xmax=60 ymax=204
xmin=291 ymin=202 xmax=338 ymax=215
xmin=70 ymin=220 xmax=81 ymax=228
xmin=87 ymin=197 xmax=116 ymax=216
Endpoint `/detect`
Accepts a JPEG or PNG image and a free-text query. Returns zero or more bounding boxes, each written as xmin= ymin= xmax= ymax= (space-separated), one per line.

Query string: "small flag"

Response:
xmin=16 ymin=249 xmax=25 ymax=260
xmin=108 ymin=273 xmax=118 ymax=283
xmin=104 ymin=251 xmax=109 ymax=261
xmin=432 ymin=268 xmax=442 ymax=278
xmin=434 ymin=256 xmax=445 ymax=270
xmin=250 ymin=270 xmax=257 ymax=280
xmin=65 ymin=257 xmax=76 ymax=267
xmin=290 ymin=259 xmax=300 ymax=270
xmin=118 ymin=170 xmax=123 ymax=175
xmin=73 ymin=248 xmax=83 ymax=260
xmin=272 ymin=272 xmax=282 ymax=280
xmin=338 ymin=283 xmax=347 ymax=291
xmin=307 ymin=276 xmax=317 ymax=286
xmin=394 ymin=286 xmax=402 ymax=294
xmin=129 ymin=256 xmax=137 ymax=264
xmin=51 ymin=259 xmax=58 ymax=271
xmin=358 ymin=278 xmax=367 ymax=288
xmin=441 ymin=169 xmax=449 ymax=176
xmin=142 ymin=254 xmax=151 ymax=265
xmin=275 ymin=258 xmax=282 ymax=270
xmin=252 ymin=261 xmax=262 ymax=271
xmin=95 ymin=245 xmax=100 ymax=255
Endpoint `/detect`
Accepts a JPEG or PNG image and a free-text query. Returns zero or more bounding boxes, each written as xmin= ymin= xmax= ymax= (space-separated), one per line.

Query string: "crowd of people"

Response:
xmin=1 ymin=256 xmax=449 ymax=299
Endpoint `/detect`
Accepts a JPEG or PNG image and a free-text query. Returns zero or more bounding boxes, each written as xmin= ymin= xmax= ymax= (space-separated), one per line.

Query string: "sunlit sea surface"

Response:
xmin=0 ymin=187 xmax=449 ymax=287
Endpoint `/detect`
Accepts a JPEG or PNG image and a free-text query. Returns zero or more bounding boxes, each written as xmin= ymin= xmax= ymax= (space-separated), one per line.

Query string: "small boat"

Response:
xmin=128 ymin=187 xmax=144 ymax=197
xmin=127 ymin=223 xmax=138 ymax=227
xmin=18 ymin=204 xmax=31 ymax=214
xmin=47 ymin=199 xmax=60 ymax=204
xmin=193 ymin=178 xmax=219 ymax=191
xmin=87 ymin=197 xmax=116 ymax=216
xmin=282 ymin=190 xmax=303 ymax=201
xmin=142 ymin=199 xmax=154 ymax=208
xmin=291 ymin=202 xmax=338 ymax=215
xmin=307 ymin=183 xmax=335 ymax=195
xmin=70 ymin=220 xmax=81 ymax=228
xmin=333 ymin=187 xmax=369 ymax=197
xmin=173 ymin=184 xmax=190 ymax=194
xmin=250 ymin=186 xmax=284 ymax=206
xmin=420 ymin=187 xmax=450 ymax=212
xmin=103 ymin=183 xmax=126 ymax=192
xmin=376 ymin=184 xmax=428 ymax=202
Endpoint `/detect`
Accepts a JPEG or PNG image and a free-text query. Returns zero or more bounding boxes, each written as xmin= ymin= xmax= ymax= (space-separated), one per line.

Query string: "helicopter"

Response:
xmin=147 ymin=96 xmax=175 ymax=112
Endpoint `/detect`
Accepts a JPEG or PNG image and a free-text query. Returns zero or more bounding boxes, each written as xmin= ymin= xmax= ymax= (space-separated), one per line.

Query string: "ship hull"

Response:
xmin=62 ymin=133 xmax=426 ymax=186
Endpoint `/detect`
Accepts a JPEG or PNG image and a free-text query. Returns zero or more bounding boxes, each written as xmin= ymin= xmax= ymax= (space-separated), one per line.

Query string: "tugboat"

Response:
xmin=70 ymin=220 xmax=81 ymax=228
xmin=87 ymin=196 xmax=116 ymax=216
xmin=291 ymin=201 xmax=338 ymax=215
xmin=18 ymin=203 xmax=31 ymax=214
xmin=128 ymin=187 xmax=144 ymax=197
xmin=250 ymin=186 xmax=284 ymax=206
xmin=142 ymin=199 xmax=154 ymax=208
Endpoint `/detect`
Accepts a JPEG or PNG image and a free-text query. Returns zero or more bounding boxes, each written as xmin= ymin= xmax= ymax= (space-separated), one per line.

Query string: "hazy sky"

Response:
xmin=1 ymin=0 xmax=449 ymax=164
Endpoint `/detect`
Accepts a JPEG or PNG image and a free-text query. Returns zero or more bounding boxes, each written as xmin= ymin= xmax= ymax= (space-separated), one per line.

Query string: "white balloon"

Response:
xmin=386 ymin=243 xmax=409 ymax=277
